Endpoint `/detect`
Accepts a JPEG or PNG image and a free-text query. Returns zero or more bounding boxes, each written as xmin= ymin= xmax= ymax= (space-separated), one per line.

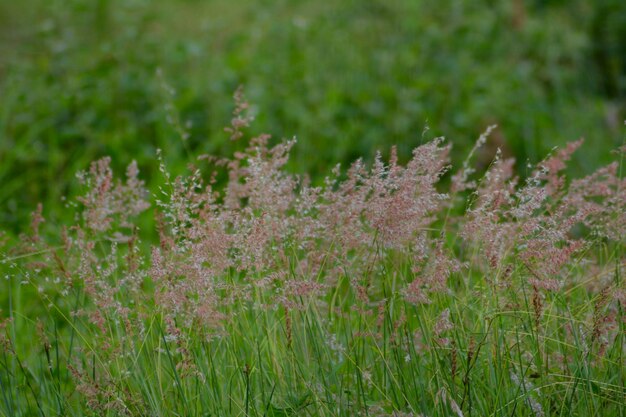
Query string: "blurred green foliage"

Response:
xmin=0 ymin=0 xmax=624 ymax=232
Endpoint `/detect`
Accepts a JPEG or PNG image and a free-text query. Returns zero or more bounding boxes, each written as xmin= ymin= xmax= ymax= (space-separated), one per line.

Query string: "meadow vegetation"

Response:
xmin=0 ymin=90 xmax=624 ymax=416
xmin=0 ymin=0 xmax=625 ymax=416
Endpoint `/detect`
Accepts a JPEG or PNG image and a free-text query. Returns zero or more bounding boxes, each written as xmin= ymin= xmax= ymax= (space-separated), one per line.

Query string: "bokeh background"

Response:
xmin=0 ymin=0 xmax=624 ymax=234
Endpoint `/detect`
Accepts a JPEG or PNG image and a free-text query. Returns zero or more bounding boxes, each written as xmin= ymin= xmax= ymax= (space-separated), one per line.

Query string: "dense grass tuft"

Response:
xmin=0 ymin=92 xmax=624 ymax=416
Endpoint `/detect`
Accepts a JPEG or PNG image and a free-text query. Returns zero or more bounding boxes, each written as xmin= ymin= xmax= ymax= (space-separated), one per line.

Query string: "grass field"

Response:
xmin=0 ymin=0 xmax=625 ymax=416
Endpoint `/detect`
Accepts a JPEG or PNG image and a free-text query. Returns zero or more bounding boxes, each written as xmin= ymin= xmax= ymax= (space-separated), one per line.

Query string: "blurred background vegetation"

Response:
xmin=0 ymin=0 xmax=624 ymax=234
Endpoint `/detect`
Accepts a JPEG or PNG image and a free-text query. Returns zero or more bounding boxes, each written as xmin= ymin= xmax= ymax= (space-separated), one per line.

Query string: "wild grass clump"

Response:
xmin=0 ymin=93 xmax=624 ymax=416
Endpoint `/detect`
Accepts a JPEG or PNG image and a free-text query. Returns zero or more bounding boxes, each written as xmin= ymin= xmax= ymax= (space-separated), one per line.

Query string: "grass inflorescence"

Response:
xmin=0 ymin=92 xmax=624 ymax=416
